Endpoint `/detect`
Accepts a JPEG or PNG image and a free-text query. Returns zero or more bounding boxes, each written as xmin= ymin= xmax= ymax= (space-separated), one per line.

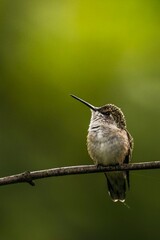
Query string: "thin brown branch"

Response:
xmin=0 ymin=161 xmax=160 ymax=186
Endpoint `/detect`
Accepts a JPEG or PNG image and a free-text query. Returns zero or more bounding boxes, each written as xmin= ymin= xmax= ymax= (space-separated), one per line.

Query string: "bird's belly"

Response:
xmin=87 ymin=130 xmax=129 ymax=166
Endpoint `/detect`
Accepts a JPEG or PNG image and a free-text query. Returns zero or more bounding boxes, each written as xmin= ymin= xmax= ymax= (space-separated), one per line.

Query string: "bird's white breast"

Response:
xmin=87 ymin=124 xmax=129 ymax=166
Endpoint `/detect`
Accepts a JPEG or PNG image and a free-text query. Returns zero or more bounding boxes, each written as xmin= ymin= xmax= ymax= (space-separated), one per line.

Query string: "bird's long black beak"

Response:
xmin=70 ymin=94 xmax=97 ymax=111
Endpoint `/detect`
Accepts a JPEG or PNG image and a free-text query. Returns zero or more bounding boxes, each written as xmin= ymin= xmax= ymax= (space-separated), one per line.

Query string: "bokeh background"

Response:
xmin=0 ymin=0 xmax=160 ymax=239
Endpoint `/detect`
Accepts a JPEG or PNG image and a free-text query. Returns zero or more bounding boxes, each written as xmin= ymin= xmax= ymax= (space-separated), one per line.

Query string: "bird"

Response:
xmin=71 ymin=94 xmax=133 ymax=202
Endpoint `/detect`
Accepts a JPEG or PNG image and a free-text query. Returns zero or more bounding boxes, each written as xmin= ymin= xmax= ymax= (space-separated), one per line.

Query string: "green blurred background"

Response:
xmin=0 ymin=0 xmax=160 ymax=239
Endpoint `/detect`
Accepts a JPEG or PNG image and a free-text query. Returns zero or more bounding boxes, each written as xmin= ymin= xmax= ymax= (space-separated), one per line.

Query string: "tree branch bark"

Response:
xmin=0 ymin=161 xmax=160 ymax=186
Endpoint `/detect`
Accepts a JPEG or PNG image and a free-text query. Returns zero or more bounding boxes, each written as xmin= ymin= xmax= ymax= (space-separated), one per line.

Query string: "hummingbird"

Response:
xmin=71 ymin=94 xmax=133 ymax=202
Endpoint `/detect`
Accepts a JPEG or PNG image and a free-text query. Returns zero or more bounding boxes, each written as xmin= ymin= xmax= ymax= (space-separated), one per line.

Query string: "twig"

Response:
xmin=0 ymin=161 xmax=160 ymax=186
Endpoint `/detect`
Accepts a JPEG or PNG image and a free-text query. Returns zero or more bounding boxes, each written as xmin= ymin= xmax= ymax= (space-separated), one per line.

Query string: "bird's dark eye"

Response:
xmin=103 ymin=111 xmax=110 ymax=116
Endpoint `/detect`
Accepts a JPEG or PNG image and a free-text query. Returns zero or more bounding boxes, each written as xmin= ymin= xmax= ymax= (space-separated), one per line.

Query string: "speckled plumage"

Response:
xmin=71 ymin=95 xmax=133 ymax=202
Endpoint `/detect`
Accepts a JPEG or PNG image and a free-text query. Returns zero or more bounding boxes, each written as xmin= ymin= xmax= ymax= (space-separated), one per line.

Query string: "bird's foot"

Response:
xmin=96 ymin=164 xmax=105 ymax=169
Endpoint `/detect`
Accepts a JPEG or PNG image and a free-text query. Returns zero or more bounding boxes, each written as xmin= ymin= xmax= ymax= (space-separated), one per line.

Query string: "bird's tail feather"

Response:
xmin=105 ymin=171 xmax=128 ymax=202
